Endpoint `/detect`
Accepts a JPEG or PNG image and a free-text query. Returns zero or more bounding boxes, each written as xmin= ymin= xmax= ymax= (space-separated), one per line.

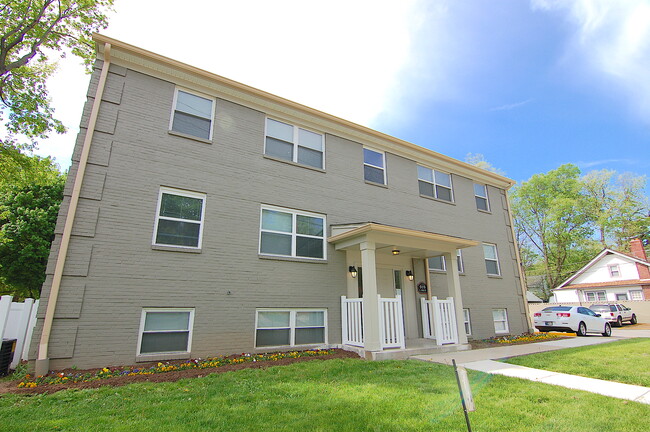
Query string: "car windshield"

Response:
xmin=542 ymin=306 xmax=572 ymax=311
xmin=590 ymin=305 xmax=611 ymax=312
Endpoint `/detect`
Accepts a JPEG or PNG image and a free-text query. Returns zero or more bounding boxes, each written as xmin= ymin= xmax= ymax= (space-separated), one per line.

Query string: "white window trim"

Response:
xmin=608 ymin=264 xmax=621 ymax=278
xmin=363 ymin=147 xmax=387 ymax=185
xmin=457 ymin=250 xmax=465 ymax=274
xmin=584 ymin=290 xmax=607 ymax=302
xmin=417 ymin=165 xmax=454 ymax=202
xmin=169 ymin=87 xmax=216 ymax=141
xmin=264 ymin=117 xmax=325 ymax=169
xmin=429 ymin=250 xmax=464 ymax=273
xmin=474 ymin=183 xmax=490 ymax=212
xmin=483 ymin=243 xmax=501 ymax=276
xmin=137 ymin=308 xmax=195 ymax=356
xmin=463 ymin=308 xmax=472 ymax=336
xmin=629 ymin=290 xmax=644 ymax=300
xmin=254 ymin=308 xmax=328 ymax=348
xmin=429 ymin=255 xmax=446 ymax=272
xmin=259 ymin=205 xmax=327 ymax=260
xmin=492 ymin=308 xmax=509 ymax=334
xmin=152 ymin=187 xmax=207 ymax=250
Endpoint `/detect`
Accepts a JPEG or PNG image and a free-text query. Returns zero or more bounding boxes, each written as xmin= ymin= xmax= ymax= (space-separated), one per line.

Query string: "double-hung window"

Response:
xmin=259 ymin=206 xmax=326 ymax=259
xmin=170 ymin=89 xmax=215 ymax=140
xmin=608 ymin=264 xmax=620 ymax=277
xmin=483 ymin=243 xmax=500 ymax=276
xmin=428 ymin=250 xmax=464 ymax=272
xmin=417 ymin=166 xmax=453 ymax=202
xmin=138 ymin=308 xmax=194 ymax=355
xmin=492 ymin=309 xmax=509 ymax=334
xmin=265 ymin=118 xmax=324 ymax=169
xmin=585 ymin=290 xmax=606 ymax=302
xmin=363 ymin=148 xmax=386 ymax=184
xmin=255 ymin=309 xmax=327 ymax=347
xmin=153 ymin=187 xmax=206 ymax=249
xmin=474 ymin=183 xmax=490 ymax=211
xmin=463 ymin=309 xmax=472 ymax=336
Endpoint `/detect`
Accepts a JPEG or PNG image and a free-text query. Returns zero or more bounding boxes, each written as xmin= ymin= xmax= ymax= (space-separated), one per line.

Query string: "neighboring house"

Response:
xmin=552 ymin=239 xmax=650 ymax=303
xmin=29 ymin=35 xmax=530 ymax=374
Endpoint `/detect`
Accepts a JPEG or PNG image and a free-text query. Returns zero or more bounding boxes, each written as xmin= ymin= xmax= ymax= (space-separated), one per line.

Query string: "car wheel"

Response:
xmin=631 ymin=314 xmax=637 ymax=325
xmin=616 ymin=316 xmax=623 ymax=327
xmin=602 ymin=322 xmax=612 ymax=337
xmin=577 ymin=322 xmax=587 ymax=336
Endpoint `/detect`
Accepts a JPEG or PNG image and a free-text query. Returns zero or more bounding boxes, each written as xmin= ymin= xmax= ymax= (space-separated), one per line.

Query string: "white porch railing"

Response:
xmin=341 ymin=295 xmax=405 ymax=349
xmin=341 ymin=296 xmax=364 ymax=347
xmin=421 ymin=296 xmax=459 ymax=345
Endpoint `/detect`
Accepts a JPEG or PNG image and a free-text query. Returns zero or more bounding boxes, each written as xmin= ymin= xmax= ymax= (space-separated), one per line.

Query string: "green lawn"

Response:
xmin=505 ymin=338 xmax=650 ymax=387
xmin=1 ymin=359 xmax=648 ymax=431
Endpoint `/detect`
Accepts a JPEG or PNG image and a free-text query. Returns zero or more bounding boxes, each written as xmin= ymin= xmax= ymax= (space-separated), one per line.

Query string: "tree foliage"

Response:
xmin=0 ymin=155 xmax=65 ymax=299
xmin=465 ymin=153 xmax=506 ymax=176
xmin=0 ymin=0 xmax=113 ymax=155
xmin=511 ymin=164 xmax=649 ymax=300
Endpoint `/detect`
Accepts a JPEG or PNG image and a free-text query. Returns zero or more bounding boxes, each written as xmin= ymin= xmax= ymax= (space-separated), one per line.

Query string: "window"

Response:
xmin=259 ymin=206 xmax=326 ymax=259
xmin=138 ymin=309 xmax=194 ymax=355
xmin=153 ymin=188 xmax=206 ymax=249
xmin=585 ymin=290 xmax=606 ymax=302
xmin=170 ymin=89 xmax=214 ymax=140
xmin=630 ymin=290 xmax=644 ymax=301
xmin=363 ymin=148 xmax=386 ymax=184
xmin=463 ymin=309 xmax=472 ymax=336
xmin=428 ymin=256 xmax=445 ymax=271
xmin=474 ymin=183 xmax=490 ymax=211
xmin=483 ymin=243 xmax=500 ymax=276
xmin=417 ymin=166 xmax=453 ymax=202
xmin=608 ymin=264 xmax=620 ymax=277
xmin=492 ymin=309 xmax=509 ymax=334
xmin=616 ymin=293 xmax=629 ymax=301
xmin=428 ymin=250 xmax=464 ymax=273
xmin=265 ymin=118 xmax=324 ymax=169
xmin=255 ymin=309 xmax=327 ymax=347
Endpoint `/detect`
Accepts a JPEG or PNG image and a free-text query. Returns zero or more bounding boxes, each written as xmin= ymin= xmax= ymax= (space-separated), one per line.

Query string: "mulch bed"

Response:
xmin=468 ymin=334 xmax=572 ymax=350
xmin=0 ymin=349 xmax=360 ymax=396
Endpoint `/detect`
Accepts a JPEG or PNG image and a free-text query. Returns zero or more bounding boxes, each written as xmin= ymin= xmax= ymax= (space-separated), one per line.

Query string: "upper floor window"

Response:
xmin=608 ymin=264 xmax=620 ymax=278
xmin=483 ymin=243 xmax=501 ymax=276
xmin=363 ymin=148 xmax=386 ymax=184
xmin=474 ymin=183 xmax=490 ymax=212
xmin=153 ymin=187 xmax=206 ymax=249
xmin=259 ymin=205 xmax=326 ymax=259
xmin=418 ymin=166 xmax=453 ymax=202
xmin=265 ymin=118 xmax=324 ymax=169
xmin=170 ymin=89 xmax=214 ymax=140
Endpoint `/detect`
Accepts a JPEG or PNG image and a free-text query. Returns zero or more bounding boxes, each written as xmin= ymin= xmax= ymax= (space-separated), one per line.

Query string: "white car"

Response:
xmin=534 ymin=306 xmax=612 ymax=337
xmin=589 ymin=304 xmax=637 ymax=327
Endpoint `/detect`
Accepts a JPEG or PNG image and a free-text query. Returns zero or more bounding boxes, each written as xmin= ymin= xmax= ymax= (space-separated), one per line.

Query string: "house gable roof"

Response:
xmin=553 ymin=248 xmax=650 ymax=291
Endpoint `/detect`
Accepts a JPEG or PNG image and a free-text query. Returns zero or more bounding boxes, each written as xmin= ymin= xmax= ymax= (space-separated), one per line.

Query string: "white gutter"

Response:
xmin=35 ymin=43 xmax=112 ymax=376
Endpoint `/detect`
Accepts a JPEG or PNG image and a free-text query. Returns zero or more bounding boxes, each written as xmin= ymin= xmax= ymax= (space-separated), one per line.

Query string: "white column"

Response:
xmin=443 ymin=251 xmax=468 ymax=344
xmin=360 ymin=241 xmax=381 ymax=351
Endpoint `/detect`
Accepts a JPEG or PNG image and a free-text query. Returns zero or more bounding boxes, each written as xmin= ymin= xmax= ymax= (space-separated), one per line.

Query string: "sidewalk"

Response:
xmin=412 ymin=335 xmax=650 ymax=405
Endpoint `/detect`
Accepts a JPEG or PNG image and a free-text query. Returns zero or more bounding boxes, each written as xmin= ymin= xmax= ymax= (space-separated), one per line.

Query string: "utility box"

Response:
xmin=0 ymin=338 xmax=17 ymax=376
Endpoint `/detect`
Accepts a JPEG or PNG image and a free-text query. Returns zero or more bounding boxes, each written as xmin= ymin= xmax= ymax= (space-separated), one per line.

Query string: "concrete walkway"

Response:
xmin=412 ymin=335 xmax=650 ymax=405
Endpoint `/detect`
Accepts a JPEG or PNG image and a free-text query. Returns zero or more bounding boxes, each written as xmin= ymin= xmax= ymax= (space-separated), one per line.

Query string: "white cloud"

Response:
xmin=489 ymin=99 xmax=534 ymax=112
xmin=532 ymin=0 xmax=650 ymax=120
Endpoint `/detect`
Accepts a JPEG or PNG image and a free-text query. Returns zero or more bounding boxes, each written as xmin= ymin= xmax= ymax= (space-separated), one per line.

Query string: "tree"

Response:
xmin=582 ymin=170 xmax=649 ymax=250
xmin=510 ymin=164 xmax=597 ymax=300
xmin=0 ymin=0 xmax=113 ymax=157
xmin=0 ymin=155 xmax=65 ymax=299
xmin=465 ymin=153 xmax=506 ymax=176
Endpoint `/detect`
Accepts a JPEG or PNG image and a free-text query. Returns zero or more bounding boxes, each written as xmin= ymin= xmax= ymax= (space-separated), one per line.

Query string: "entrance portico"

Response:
xmin=329 ymin=223 xmax=479 ymax=358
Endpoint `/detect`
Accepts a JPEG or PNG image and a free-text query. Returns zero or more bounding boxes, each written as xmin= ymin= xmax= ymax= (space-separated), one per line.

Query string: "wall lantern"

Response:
xmin=349 ymin=266 xmax=358 ymax=278
xmin=405 ymin=270 xmax=414 ymax=281
xmin=392 ymin=248 xmax=400 ymax=255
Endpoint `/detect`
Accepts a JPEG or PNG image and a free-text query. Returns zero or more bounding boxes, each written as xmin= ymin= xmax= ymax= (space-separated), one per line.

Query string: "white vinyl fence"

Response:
xmin=0 ymin=296 xmax=39 ymax=369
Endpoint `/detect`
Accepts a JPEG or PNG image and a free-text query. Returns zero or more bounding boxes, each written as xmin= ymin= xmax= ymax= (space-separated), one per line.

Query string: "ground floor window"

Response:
xmin=492 ymin=308 xmax=509 ymax=334
xmin=630 ymin=290 xmax=644 ymax=301
xmin=255 ymin=309 xmax=327 ymax=347
xmin=138 ymin=308 xmax=194 ymax=355
xmin=463 ymin=308 xmax=472 ymax=336
xmin=616 ymin=293 xmax=628 ymax=301
xmin=584 ymin=290 xmax=606 ymax=302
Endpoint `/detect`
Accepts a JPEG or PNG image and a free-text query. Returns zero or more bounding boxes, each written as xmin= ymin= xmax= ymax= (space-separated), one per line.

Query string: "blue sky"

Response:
xmin=36 ymin=0 xmax=650 ymax=193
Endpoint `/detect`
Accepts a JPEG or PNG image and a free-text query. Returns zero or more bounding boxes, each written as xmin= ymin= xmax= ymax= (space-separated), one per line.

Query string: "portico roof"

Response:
xmin=328 ymin=223 xmax=479 ymax=257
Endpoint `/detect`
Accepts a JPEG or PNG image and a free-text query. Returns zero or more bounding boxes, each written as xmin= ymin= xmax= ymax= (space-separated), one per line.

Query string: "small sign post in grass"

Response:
xmin=452 ymin=359 xmax=474 ymax=432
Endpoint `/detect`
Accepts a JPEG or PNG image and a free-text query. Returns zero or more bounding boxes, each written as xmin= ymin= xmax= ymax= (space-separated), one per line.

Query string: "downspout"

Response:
xmin=35 ymin=43 xmax=112 ymax=376
xmin=504 ymin=191 xmax=534 ymax=332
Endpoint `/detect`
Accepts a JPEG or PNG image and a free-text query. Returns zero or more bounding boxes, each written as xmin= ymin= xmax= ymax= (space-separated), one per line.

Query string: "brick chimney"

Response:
xmin=630 ymin=239 xmax=650 ymax=299
xmin=630 ymin=238 xmax=648 ymax=261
